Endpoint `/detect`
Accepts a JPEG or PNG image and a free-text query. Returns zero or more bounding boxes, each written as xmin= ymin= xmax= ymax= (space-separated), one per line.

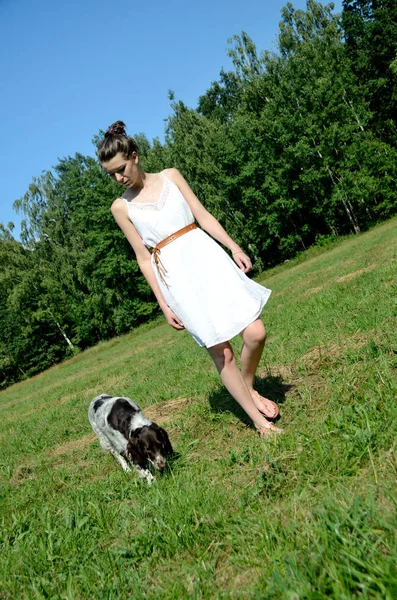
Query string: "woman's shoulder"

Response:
xmin=162 ymin=167 xmax=182 ymax=183
xmin=111 ymin=197 xmax=128 ymax=215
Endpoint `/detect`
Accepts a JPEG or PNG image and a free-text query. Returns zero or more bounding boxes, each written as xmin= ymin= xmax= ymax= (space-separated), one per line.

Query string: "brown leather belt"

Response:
xmin=151 ymin=222 xmax=197 ymax=287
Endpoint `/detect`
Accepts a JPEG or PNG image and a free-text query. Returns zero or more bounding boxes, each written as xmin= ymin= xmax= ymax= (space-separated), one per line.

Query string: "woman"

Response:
xmin=98 ymin=121 xmax=282 ymax=436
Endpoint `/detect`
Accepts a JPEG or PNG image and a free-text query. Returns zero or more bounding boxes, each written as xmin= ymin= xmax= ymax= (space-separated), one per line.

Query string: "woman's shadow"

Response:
xmin=208 ymin=374 xmax=292 ymax=429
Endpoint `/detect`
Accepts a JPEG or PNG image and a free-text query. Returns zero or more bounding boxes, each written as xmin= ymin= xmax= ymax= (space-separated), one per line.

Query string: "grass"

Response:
xmin=1 ymin=216 xmax=397 ymax=599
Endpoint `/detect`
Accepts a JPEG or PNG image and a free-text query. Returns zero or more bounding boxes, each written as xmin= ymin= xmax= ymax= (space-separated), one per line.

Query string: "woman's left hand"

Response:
xmin=233 ymin=251 xmax=252 ymax=273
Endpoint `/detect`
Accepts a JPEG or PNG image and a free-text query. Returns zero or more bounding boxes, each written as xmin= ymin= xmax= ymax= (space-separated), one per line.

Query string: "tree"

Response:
xmin=342 ymin=0 xmax=397 ymax=142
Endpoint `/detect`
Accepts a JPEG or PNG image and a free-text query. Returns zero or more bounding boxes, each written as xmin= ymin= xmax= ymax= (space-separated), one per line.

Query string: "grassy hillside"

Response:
xmin=1 ymin=218 xmax=396 ymax=599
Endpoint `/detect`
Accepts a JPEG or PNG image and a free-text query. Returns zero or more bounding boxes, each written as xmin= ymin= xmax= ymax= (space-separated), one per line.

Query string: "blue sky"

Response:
xmin=0 ymin=0 xmax=341 ymax=236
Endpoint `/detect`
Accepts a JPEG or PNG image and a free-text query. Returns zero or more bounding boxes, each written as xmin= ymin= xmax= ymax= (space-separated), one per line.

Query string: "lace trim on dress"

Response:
xmin=127 ymin=174 xmax=170 ymax=211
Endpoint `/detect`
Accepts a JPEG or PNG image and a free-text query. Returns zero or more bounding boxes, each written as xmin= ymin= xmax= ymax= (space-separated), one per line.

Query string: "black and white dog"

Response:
xmin=88 ymin=394 xmax=173 ymax=484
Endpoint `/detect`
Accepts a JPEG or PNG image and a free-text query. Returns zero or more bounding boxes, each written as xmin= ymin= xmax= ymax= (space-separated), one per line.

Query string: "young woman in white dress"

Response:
xmin=98 ymin=122 xmax=282 ymax=436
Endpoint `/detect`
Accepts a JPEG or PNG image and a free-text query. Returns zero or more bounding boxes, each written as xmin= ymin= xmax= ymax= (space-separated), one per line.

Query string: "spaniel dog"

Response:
xmin=88 ymin=394 xmax=173 ymax=484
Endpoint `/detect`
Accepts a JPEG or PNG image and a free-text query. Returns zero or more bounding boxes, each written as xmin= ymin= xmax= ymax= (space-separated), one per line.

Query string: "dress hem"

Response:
xmin=196 ymin=290 xmax=272 ymax=348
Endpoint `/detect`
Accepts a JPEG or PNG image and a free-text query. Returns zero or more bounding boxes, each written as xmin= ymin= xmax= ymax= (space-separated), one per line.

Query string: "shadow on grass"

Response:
xmin=208 ymin=375 xmax=292 ymax=429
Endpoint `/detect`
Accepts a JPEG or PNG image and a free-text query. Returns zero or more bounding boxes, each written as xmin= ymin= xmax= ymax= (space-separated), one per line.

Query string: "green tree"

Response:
xmin=0 ymin=226 xmax=74 ymax=387
xmin=342 ymin=0 xmax=397 ymax=142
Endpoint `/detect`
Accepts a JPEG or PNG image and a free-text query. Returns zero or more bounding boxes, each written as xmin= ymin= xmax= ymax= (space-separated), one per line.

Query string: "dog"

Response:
xmin=88 ymin=394 xmax=173 ymax=484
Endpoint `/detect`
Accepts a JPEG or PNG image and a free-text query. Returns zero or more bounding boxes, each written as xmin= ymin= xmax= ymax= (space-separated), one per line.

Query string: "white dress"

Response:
xmin=122 ymin=172 xmax=271 ymax=348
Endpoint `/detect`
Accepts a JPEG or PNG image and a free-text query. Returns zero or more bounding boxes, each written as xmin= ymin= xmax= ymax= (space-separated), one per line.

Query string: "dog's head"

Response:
xmin=127 ymin=423 xmax=173 ymax=470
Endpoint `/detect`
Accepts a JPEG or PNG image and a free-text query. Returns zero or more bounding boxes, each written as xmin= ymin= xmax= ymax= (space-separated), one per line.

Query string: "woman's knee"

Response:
xmin=242 ymin=319 xmax=266 ymax=345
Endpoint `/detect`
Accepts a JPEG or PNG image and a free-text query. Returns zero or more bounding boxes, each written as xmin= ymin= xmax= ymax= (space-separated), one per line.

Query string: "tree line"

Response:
xmin=1 ymin=0 xmax=396 ymax=388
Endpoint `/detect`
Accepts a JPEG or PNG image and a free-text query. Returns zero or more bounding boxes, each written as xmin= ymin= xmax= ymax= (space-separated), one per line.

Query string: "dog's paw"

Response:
xmin=146 ymin=473 xmax=155 ymax=485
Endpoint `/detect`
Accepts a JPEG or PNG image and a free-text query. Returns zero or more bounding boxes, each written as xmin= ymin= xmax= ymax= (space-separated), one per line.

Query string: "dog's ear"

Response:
xmin=153 ymin=422 xmax=174 ymax=456
xmin=163 ymin=430 xmax=174 ymax=457
xmin=127 ymin=432 xmax=147 ymax=468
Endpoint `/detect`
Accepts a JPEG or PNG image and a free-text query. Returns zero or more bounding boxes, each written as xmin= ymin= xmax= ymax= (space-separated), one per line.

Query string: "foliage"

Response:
xmin=342 ymin=0 xmax=397 ymax=143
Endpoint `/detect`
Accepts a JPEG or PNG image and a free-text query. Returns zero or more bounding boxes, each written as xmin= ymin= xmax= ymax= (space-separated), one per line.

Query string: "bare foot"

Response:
xmin=251 ymin=390 xmax=279 ymax=419
xmin=255 ymin=422 xmax=283 ymax=436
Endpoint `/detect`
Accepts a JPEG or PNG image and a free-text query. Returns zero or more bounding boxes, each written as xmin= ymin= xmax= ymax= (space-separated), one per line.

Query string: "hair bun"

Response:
xmin=106 ymin=120 xmax=127 ymax=137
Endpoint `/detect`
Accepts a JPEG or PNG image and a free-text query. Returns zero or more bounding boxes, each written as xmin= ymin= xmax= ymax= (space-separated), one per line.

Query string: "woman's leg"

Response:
xmin=207 ymin=341 xmax=281 ymax=433
xmin=240 ymin=319 xmax=279 ymax=418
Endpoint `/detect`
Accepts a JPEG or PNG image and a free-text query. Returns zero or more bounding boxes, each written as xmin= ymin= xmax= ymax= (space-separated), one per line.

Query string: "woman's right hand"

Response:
xmin=162 ymin=306 xmax=185 ymax=330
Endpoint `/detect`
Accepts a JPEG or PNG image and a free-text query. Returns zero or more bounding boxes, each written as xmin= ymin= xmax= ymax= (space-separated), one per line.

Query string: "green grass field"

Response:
xmin=1 ymin=217 xmax=396 ymax=599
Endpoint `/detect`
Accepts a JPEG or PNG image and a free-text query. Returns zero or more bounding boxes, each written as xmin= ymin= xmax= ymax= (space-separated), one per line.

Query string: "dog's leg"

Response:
xmin=95 ymin=432 xmax=131 ymax=472
xmin=109 ymin=448 xmax=131 ymax=472
xmin=131 ymin=464 xmax=155 ymax=485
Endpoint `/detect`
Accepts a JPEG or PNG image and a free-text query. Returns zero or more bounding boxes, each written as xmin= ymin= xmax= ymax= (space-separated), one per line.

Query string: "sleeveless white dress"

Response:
xmin=122 ymin=172 xmax=271 ymax=348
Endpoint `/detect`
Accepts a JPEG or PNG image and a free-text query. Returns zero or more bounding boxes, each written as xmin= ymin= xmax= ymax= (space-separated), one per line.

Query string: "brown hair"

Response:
xmin=97 ymin=120 xmax=139 ymax=163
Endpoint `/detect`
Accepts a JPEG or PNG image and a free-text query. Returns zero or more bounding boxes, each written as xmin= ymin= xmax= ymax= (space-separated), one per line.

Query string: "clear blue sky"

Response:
xmin=0 ymin=0 xmax=341 ymax=237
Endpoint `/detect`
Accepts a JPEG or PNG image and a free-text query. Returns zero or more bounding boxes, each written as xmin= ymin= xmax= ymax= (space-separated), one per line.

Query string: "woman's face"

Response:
xmin=102 ymin=152 xmax=139 ymax=187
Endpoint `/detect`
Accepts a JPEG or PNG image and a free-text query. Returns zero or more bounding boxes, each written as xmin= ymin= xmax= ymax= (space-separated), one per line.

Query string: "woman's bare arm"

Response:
xmin=164 ymin=168 xmax=252 ymax=272
xmin=111 ymin=199 xmax=184 ymax=328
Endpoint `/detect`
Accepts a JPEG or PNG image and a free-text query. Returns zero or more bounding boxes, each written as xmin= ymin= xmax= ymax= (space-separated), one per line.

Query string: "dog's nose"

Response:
xmin=157 ymin=458 xmax=166 ymax=470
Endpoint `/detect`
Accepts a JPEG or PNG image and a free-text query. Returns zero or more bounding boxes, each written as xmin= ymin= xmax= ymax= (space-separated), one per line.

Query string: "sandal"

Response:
xmin=252 ymin=390 xmax=280 ymax=419
xmin=255 ymin=422 xmax=283 ymax=436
